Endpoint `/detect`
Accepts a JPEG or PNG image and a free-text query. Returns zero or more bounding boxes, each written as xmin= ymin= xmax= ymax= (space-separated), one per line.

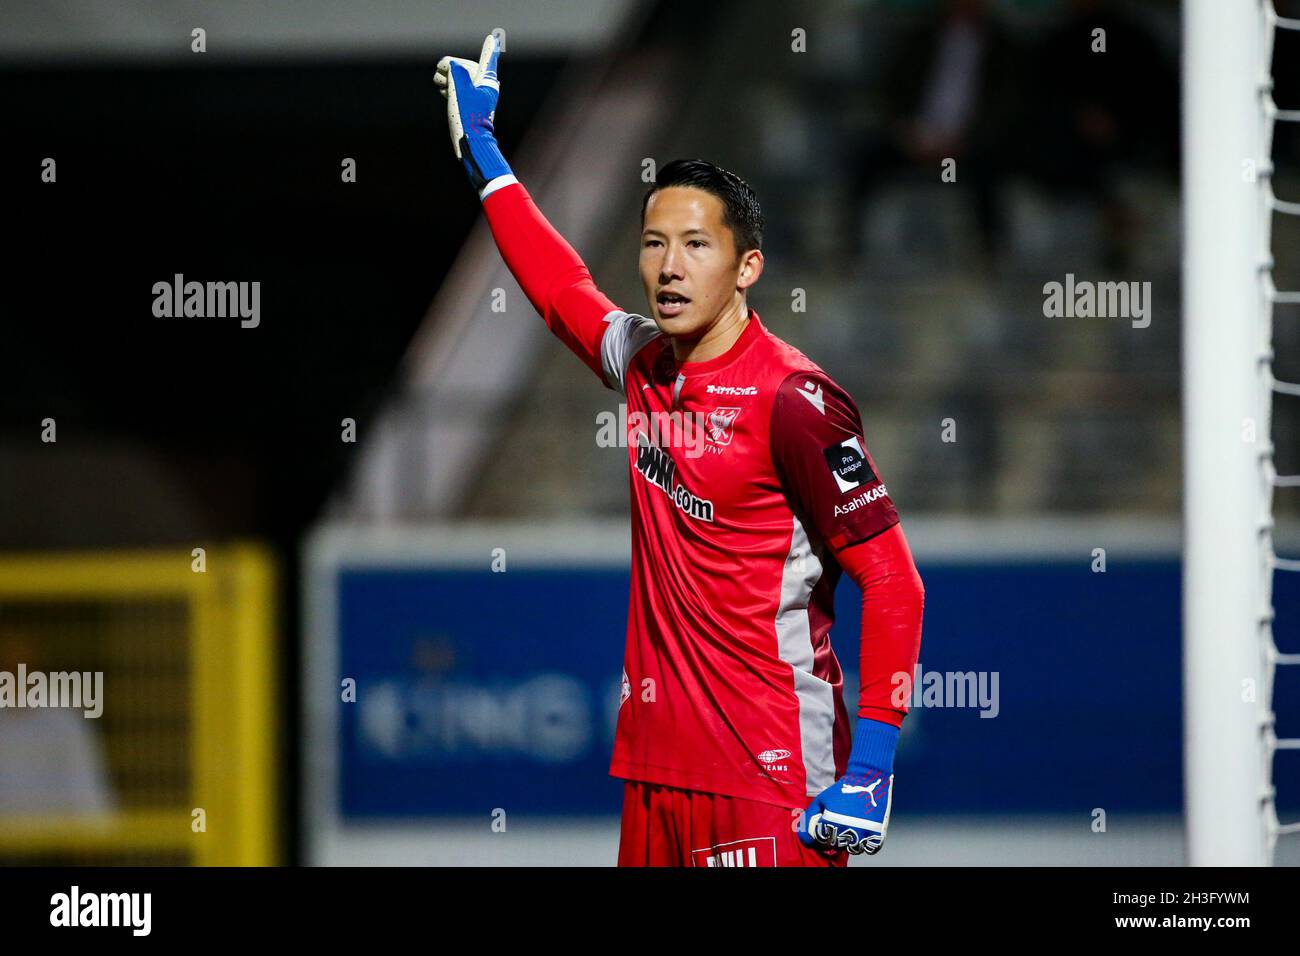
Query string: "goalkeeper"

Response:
xmin=436 ymin=35 xmax=925 ymax=866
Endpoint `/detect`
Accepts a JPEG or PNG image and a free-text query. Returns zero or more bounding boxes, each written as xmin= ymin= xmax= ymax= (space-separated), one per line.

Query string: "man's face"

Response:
xmin=640 ymin=186 xmax=749 ymax=339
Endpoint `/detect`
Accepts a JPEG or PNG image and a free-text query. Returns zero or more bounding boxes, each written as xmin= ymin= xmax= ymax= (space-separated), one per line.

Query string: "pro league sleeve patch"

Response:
xmin=822 ymin=436 xmax=876 ymax=493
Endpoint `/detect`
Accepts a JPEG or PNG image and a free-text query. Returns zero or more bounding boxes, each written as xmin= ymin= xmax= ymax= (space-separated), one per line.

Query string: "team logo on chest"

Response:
xmin=705 ymin=406 xmax=741 ymax=446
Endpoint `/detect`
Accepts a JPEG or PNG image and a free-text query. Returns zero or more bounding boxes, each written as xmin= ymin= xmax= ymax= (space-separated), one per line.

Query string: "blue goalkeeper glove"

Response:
xmin=798 ymin=718 xmax=898 ymax=856
xmin=435 ymin=33 xmax=515 ymax=198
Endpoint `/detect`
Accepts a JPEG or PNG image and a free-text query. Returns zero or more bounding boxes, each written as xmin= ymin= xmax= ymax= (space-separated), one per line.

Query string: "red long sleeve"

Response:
xmin=481 ymin=181 xmax=620 ymax=385
xmin=833 ymin=524 xmax=925 ymax=726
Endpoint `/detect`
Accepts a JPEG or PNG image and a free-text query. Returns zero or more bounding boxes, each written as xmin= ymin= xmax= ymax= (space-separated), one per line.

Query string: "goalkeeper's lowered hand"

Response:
xmin=435 ymin=33 xmax=515 ymax=198
xmin=798 ymin=719 xmax=898 ymax=856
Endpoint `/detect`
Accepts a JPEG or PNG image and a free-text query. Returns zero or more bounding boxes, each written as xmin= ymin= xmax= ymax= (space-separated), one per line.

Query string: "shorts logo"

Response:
xmin=823 ymin=436 xmax=875 ymax=492
xmin=691 ymin=837 xmax=778 ymax=867
xmin=705 ymin=407 xmax=741 ymax=445
xmin=756 ymin=748 xmax=791 ymax=773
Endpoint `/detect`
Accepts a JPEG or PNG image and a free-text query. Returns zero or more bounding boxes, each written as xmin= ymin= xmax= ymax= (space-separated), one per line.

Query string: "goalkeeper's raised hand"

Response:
xmin=798 ymin=719 xmax=898 ymax=856
xmin=435 ymin=33 xmax=515 ymax=198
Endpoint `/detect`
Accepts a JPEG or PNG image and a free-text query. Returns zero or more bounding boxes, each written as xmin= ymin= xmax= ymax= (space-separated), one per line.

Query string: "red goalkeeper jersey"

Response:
xmin=481 ymin=181 xmax=913 ymax=810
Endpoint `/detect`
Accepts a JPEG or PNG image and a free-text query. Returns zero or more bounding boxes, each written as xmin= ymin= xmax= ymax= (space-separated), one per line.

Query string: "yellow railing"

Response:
xmin=0 ymin=544 xmax=277 ymax=865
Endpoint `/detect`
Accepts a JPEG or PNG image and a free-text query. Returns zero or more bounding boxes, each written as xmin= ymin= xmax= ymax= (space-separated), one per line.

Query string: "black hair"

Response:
xmin=641 ymin=159 xmax=765 ymax=259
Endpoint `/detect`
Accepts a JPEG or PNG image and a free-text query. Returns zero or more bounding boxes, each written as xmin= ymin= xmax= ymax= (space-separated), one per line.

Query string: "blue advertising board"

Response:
xmin=334 ymin=558 xmax=1300 ymax=817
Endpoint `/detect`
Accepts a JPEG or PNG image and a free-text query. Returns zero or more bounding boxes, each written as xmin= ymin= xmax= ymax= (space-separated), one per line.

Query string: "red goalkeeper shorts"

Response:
xmin=617 ymin=780 xmax=849 ymax=868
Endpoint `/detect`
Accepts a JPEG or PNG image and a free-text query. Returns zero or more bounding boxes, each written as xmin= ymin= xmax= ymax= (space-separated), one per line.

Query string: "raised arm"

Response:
xmin=435 ymin=34 xmax=640 ymax=389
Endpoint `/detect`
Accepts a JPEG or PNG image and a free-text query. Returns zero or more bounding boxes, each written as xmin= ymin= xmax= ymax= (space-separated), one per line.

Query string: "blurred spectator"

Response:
xmin=1021 ymin=0 xmax=1179 ymax=271
xmin=844 ymin=0 xmax=1023 ymax=262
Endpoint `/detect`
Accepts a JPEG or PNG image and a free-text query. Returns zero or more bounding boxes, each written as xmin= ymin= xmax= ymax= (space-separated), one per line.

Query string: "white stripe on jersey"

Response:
xmin=599 ymin=310 xmax=661 ymax=395
xmin=775 ymin=515 xmax=838 ymax=795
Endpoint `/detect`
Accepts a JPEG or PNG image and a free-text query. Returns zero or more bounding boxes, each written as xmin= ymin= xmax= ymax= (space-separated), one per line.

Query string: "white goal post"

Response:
xmin=1183 ymin=0 xmax=1300 ymax=867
